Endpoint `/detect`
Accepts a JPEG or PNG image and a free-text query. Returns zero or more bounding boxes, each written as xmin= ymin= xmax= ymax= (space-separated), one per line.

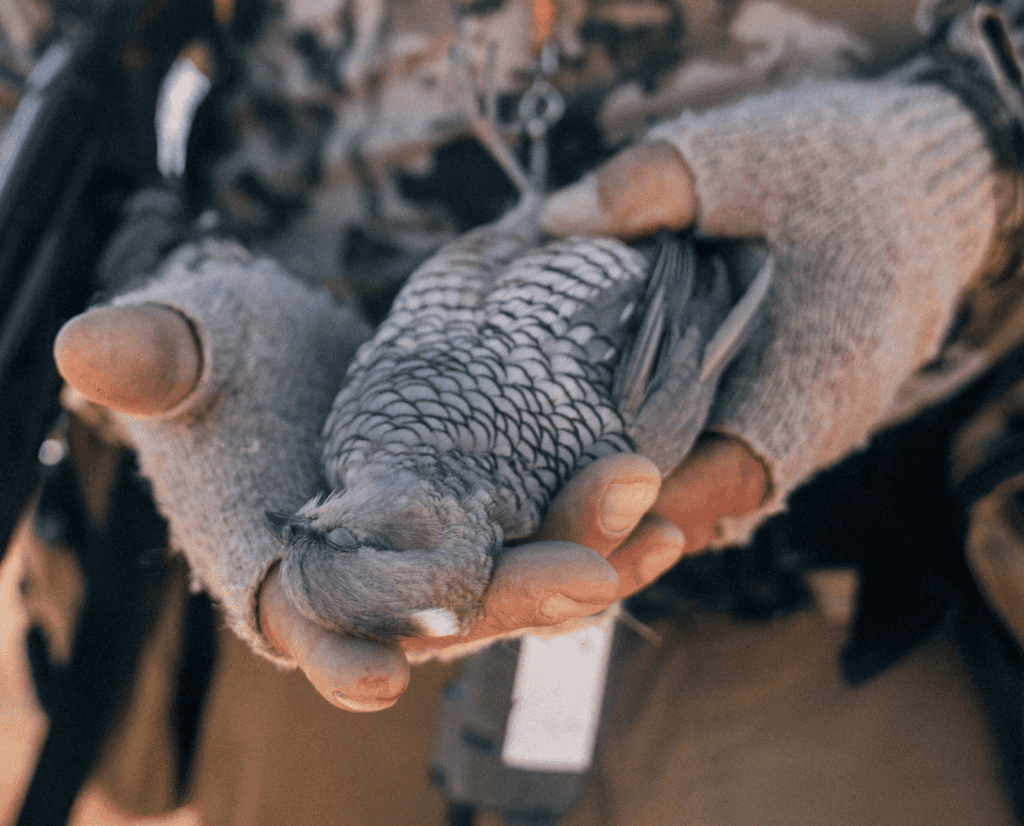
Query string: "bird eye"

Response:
xmin=326 ymin=527 xmax=357 ymax=549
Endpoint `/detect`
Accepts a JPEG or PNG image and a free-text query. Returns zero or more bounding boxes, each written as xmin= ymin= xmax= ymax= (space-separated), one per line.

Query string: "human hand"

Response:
xmin=538 ymin=140 xmax=698 ymax=240
xmin=54 ymin=239 xmax=371 ymax=668
xmin=540 ymin=79 xmax=998 ymax=542
xmin=257 ymin=435 xmax=766 ymax=711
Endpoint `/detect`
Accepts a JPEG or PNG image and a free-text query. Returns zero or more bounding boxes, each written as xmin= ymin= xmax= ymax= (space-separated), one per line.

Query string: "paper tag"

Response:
xmin=501 ymin=616 xmax=615 ymax=772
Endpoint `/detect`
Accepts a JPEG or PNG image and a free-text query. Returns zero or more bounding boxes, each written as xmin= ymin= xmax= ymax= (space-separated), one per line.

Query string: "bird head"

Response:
xmin=262 ymin=468 xmax=498 ymax=641
xmin=264 ymin=511 xmax=361 ymax=554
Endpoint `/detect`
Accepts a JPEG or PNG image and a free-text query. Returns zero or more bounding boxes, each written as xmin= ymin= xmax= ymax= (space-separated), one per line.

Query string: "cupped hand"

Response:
xmin=261 ymin=435 xmax=766 ymax=711
xmin=54 ymin=244 xmax=766 ymax=716
xmin=256 ymin=453 xmax=669 ymax=711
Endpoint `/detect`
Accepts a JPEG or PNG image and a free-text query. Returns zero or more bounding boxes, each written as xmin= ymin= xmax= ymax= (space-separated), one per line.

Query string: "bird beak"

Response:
xmin=264 ymin=511 xmax=311 ymax=546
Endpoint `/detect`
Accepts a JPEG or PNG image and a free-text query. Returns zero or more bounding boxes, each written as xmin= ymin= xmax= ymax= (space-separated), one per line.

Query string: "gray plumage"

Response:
xmin=267 ymin=207 xmax=774 ymax=641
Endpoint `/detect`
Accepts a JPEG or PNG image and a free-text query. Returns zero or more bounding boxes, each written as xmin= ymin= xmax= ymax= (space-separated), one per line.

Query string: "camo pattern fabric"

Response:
xmin=186 ymin=0 xmax=878 ymax=300
xmin=0 ymin=0 xmax=51 ymax=130
xmin=179 ymin=0 xmax=1024 ymax=394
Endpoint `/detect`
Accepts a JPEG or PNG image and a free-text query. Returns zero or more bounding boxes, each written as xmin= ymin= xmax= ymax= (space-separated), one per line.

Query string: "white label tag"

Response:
xmin=501 ymin=616 xmax=616 ymax=773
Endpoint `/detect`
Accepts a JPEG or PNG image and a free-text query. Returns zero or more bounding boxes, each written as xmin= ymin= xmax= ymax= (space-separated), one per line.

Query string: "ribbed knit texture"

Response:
xmin=651 ymin=78 xmax=999 ymax=543
xmin=111 ymin=239 xmax=371 ymax=665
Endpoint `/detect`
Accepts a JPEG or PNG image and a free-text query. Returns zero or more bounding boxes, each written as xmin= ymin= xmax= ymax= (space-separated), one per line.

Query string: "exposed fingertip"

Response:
xmin=535 ymin=453 xmax=658 ymax=548
xmin=331 ymin=690 xmax=401 ymax=713
xmin=656 ymin=434 xmax=769 ymax=528
xmin=638 ymin=528 xmax=685 ymax=583
xmin=496 ymin=542 xmax=618 ymax=615
xmin=594 ymin=141 xmax=697 ymax=239
xmin=549 ymin=545 xmax=620 ymax=603
xmin=611 ymin=518 xmax=685 ymax=598
xmin=305 ymin=635 xmax=411 ymax=712
xmin=538 ymin=593 xmax=609 ymax=623
xmin=538 ymin=175 xmax=608 ymax=237
xmin=54 ymin=305 xmax=202 ymax=416
xmin=601 ymin=479 xmax=660 ymax=534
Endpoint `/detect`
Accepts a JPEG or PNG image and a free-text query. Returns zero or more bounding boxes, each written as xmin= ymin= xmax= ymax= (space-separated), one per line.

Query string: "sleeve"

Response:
xmin=108 ymin=238 xmax=371 ymax=665
xmin=647 ymin=76 xmax=1002 ymax=543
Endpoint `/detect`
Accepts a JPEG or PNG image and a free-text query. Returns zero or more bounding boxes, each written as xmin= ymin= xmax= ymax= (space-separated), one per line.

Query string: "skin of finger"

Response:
xmin=259 ymin=566 xmax=410 ymax=711
xmin=609 ymin=516 xmax=686 ymax=599
xmin=53 ymin=305 xmax=202 ymax=416
xmin=654 ymin=434 xmax=768 ymax=529
xmin=596 ymin=140 xmax=698 ymax=239
xmin=401 ymin=541 xmax=618 ymax=655
xmin=531 ymin=453 xmax=660 ymax=554
xmin=682 ymin=521 xmax=720 ymax=555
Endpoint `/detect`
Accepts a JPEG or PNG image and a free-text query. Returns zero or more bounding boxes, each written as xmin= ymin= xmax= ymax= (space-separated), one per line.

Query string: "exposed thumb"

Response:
xmin=54 ymin=305 xmax=202 ymax=417
xmin=538 ymin=140 xmax=698 ymax=239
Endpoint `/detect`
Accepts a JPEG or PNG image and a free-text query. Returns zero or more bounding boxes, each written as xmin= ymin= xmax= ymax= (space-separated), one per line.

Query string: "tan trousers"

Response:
xmin=176 ymin=600 xmax=1016 ymax=825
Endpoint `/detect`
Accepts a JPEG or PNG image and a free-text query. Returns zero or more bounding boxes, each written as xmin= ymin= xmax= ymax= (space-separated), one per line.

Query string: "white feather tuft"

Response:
xmin=412 ymin=607 xmax=461 ymax=637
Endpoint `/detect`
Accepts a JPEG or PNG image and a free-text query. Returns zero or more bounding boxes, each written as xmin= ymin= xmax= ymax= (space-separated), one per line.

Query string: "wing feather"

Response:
xmin=617 ymin=237 xmax=775 ymax=474
xmin=612 ymin=234 xmax=696 ymax=417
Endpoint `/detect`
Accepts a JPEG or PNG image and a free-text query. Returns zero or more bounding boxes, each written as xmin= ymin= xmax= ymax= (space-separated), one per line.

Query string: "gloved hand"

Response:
xmin=55 ymin=238 xmax=767 ymax=711
xmin=540 ymin=75 xmax=1000 ymax=544
xmin=56 ymin=69 xmax=996 ymax=713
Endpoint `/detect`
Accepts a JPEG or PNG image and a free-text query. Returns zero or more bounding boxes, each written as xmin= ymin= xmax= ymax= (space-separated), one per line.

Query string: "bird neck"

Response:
xmin=344 ymin=448 xmax=544 ymax=543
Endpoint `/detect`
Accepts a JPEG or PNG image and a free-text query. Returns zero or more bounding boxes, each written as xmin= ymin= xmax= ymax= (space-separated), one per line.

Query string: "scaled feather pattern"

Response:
xmin=268 ymin=210 xmax=774 ymax=641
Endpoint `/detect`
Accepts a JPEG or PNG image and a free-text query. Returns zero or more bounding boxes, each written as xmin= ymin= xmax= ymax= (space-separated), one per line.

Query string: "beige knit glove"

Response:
xmin=541 ymin=77 xmax=1000 ymax=543
xmin=57 ymin=237 xmax=371 ymax=665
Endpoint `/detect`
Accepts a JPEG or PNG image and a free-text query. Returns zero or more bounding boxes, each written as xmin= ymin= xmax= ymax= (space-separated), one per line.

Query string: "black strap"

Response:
xmin=0 ymin=0 xmax=216 ymax=561
xmin=17 ymin=451 xmax=168 ymax=826
xmin=172 ymin=590 xmax=217 ymax=803
xmin=954 ymin=583 xmax=1024 ymax=824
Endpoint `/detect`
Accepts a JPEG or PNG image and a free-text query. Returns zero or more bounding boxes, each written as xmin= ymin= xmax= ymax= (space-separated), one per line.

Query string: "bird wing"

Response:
xmin=616 ymin=235 xmax=775 ymax=475
xmin=612 ymin=234 xmax=697 ymax=417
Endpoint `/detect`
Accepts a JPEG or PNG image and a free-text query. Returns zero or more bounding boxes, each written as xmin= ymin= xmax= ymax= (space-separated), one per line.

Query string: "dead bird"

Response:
xmin=264 ymin=203 xmax=774 ymax=641
xmin=264 ymin=46 xmax=774 ymax=641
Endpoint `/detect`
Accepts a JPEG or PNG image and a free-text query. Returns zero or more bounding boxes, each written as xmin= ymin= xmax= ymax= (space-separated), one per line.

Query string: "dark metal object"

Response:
xmin=0 ymin=0 xmax=213 ymax=559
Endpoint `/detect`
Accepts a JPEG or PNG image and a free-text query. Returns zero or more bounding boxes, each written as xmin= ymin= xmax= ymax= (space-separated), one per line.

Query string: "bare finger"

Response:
xmin=609 ymin=515 xmax=686 ymax=599
xmin=401 ymin=541 xmax=618 ymax=656
xmin=259 ymin=565 xmax=411 ymax=712
xmin=54 ymin=305 xmax=202 ymax=416
xmin=654 ymin=434 xmax=769 ymax=529
xmin=533 ymin=453 xmax=660 ymax=555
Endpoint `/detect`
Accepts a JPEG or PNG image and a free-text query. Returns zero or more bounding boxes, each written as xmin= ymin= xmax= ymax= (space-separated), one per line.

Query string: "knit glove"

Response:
xmin=60 ymin=237 xmax=371 ymax=665
xmin=541 ymin=75 xmax=1001 ymax=543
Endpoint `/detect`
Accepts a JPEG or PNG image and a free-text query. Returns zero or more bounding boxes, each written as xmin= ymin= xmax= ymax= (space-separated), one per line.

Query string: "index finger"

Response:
xmin=401 ymin=541 xmax=619 ymax=656
xmin=531 ymin=453 xmax=661 ymax=554
xmin=529 ymin=453 xmax=687 ymax=601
